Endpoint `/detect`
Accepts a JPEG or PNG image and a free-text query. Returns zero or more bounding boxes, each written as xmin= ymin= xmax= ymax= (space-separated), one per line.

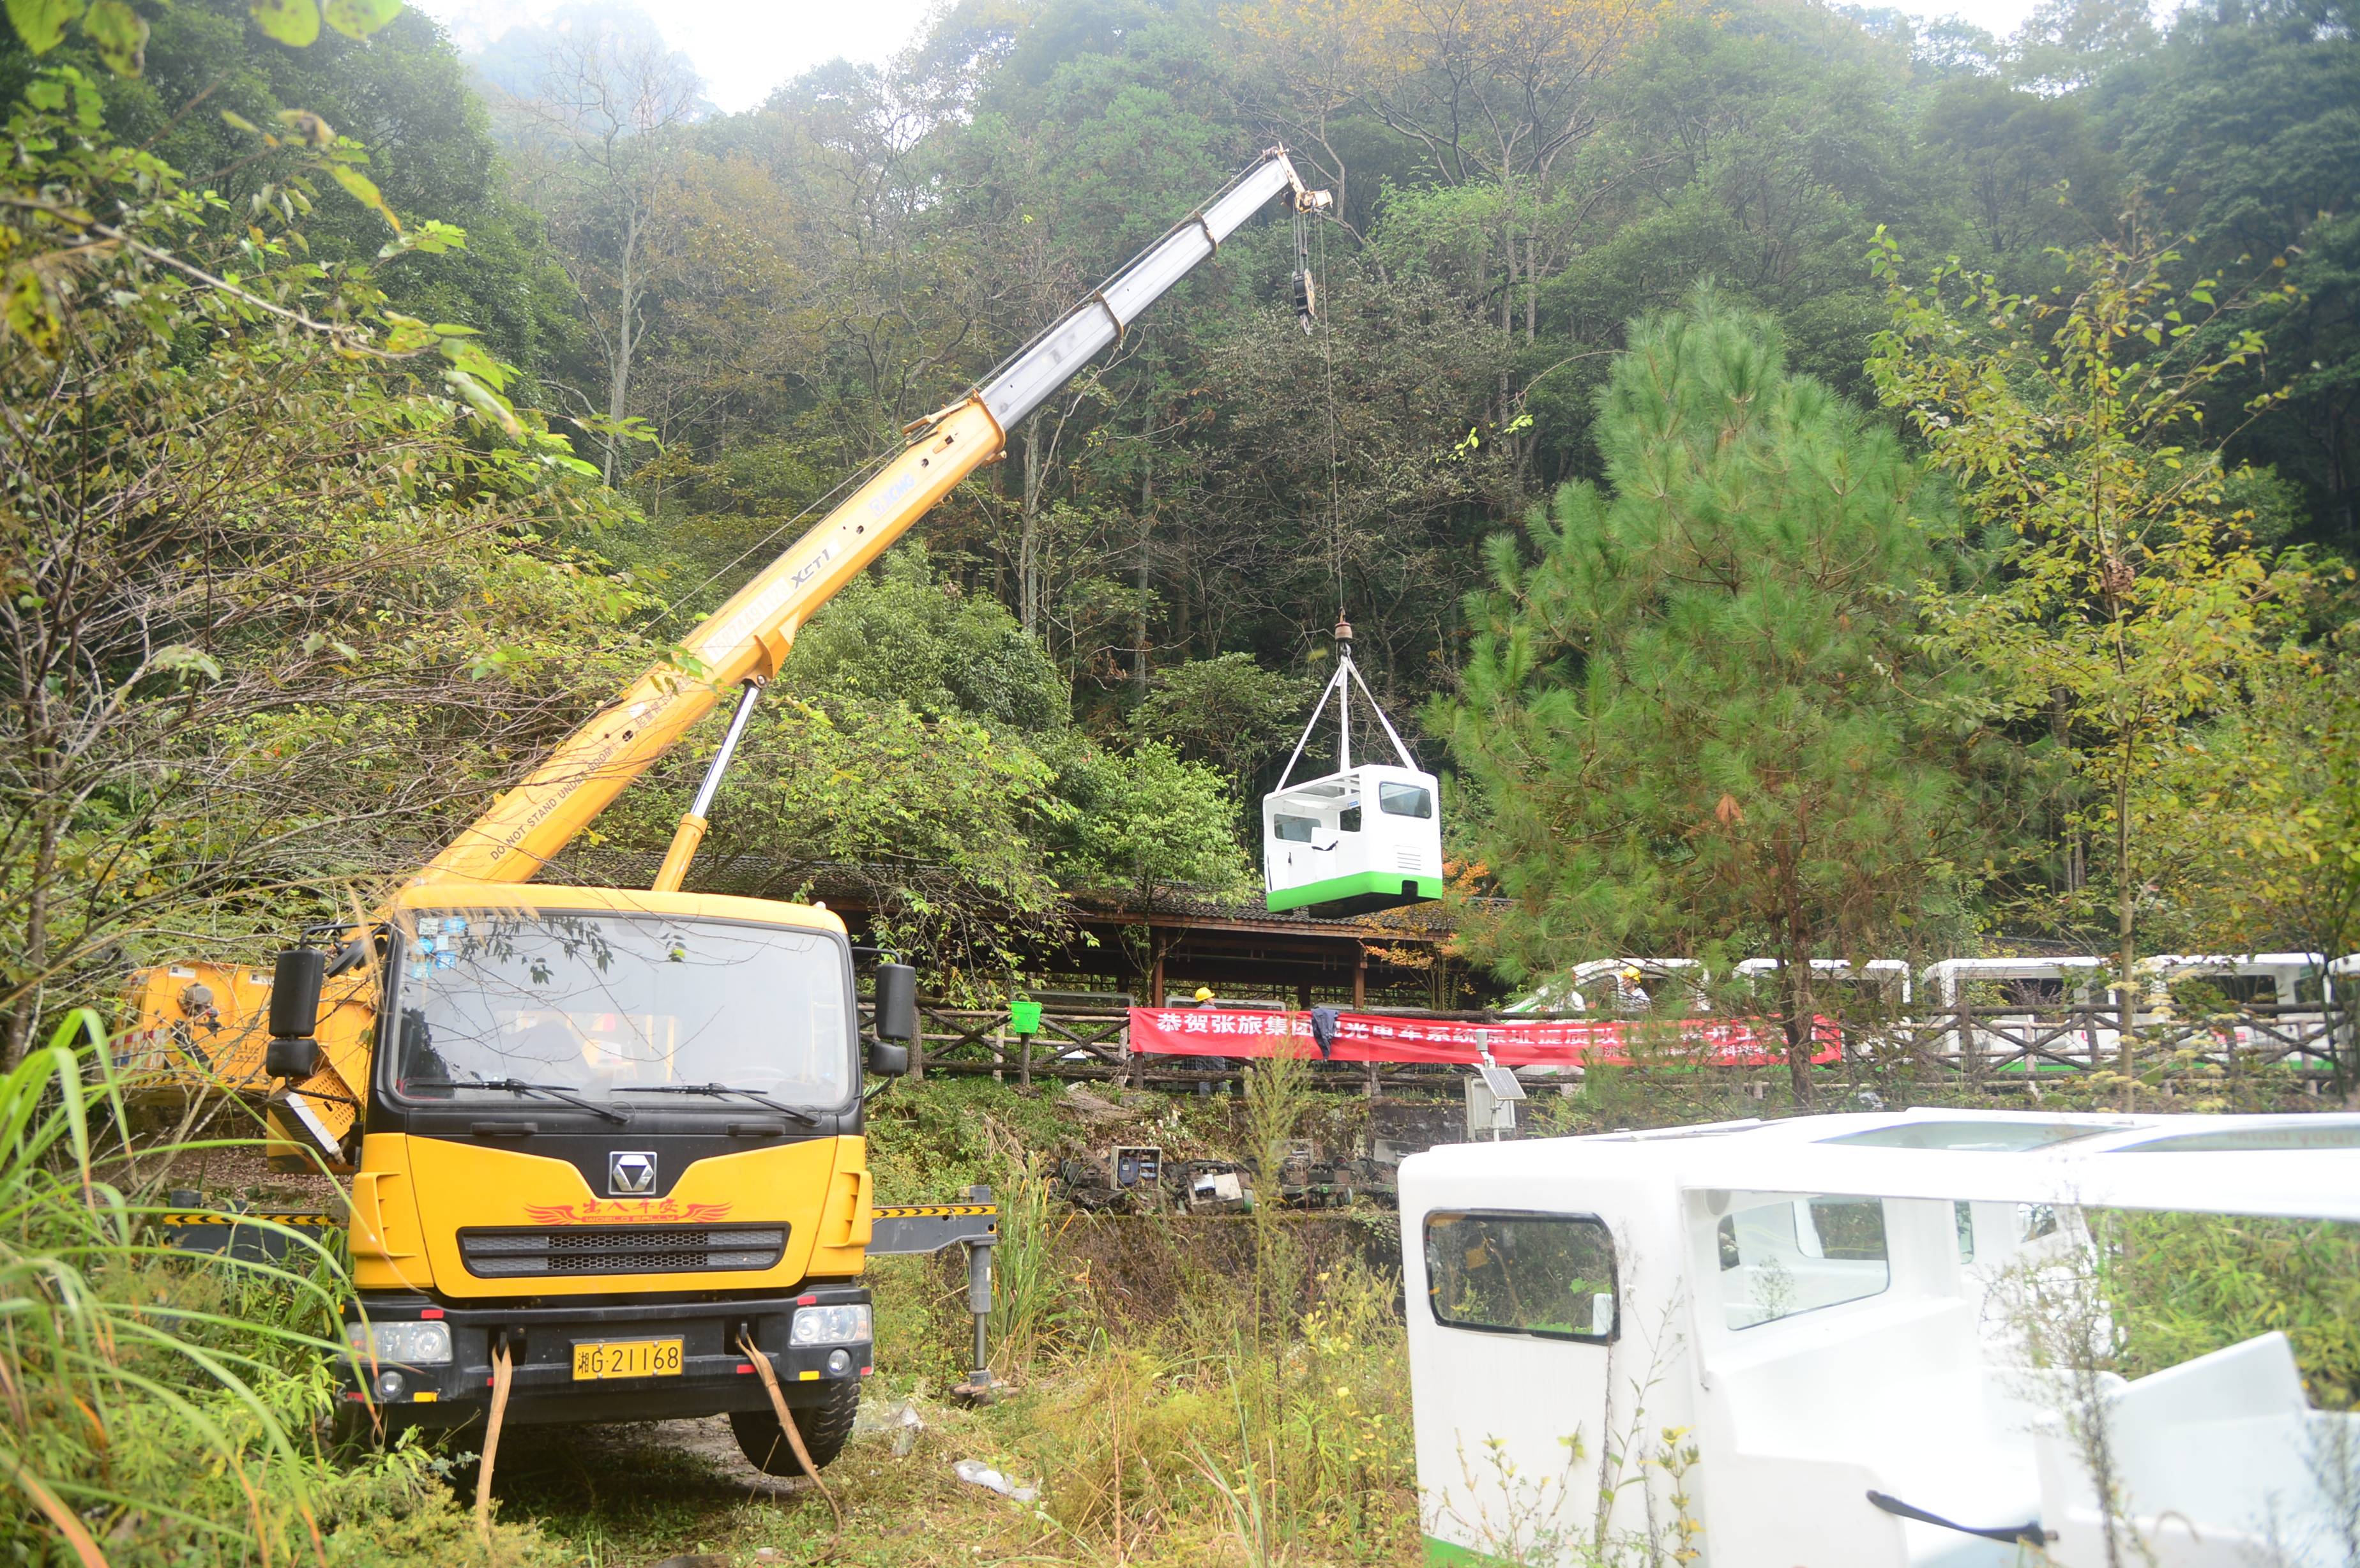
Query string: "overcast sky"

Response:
xmin=405 ymin=0 xmax=2054 ymax=116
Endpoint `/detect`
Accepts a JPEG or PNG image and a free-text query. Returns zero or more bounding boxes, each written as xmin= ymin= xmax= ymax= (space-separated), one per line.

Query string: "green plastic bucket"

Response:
xmin=1008 ymin=1000 xmax=1044 ymax=1036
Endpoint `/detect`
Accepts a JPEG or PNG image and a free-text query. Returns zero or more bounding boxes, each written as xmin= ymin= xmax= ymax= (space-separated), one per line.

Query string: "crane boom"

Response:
xmin=416 ymin=149 xmax=1328 ymax=889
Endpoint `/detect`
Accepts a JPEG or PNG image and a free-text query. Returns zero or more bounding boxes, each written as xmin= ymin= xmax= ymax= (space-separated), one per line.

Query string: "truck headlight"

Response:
xmin=789 ymin=1304 xmax=871 ymax=1346
xmin=343 ymin=1319 xmax=453 ymax=1366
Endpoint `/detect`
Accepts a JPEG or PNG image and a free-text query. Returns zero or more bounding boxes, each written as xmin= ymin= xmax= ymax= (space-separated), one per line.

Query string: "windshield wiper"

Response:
xmin=411 ymin=1077 xmax=633 ymax=1126
xmin=614 ymin=1083 xmax=820 ymax=1126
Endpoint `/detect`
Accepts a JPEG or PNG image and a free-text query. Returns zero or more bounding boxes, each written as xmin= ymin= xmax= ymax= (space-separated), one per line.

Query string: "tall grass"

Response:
xmin=986 ymin=1143 xmax=1070 ymax=1379
xmin=1243 ymin=1045 xmax=1314 ymax=1384
xmin=0 ymin=1012 xmax=537 ymax=1566
xmin=997 ymin=1253 xmax=1416 ymax=1565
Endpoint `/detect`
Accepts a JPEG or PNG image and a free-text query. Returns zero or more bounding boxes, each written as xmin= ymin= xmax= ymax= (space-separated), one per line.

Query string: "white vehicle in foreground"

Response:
xmin=1400 ymin=1109 xmax=2360 ymax=1567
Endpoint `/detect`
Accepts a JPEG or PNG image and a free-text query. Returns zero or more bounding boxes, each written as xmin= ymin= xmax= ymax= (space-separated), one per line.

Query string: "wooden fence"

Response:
xmin=861 ymin=998 xmax=2350 ymax=1096
xmin=1863 ymin=1002 xmax=2346 ymax=1084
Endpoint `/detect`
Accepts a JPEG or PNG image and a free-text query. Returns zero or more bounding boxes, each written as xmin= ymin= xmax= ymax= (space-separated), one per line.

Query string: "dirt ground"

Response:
xmin=483 ymin=1395 xmax=1116 ymax=1568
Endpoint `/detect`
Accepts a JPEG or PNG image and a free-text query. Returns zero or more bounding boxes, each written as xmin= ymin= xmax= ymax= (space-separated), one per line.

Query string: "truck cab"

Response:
xmin=322 ymin=882 xmax=900 ymax=1472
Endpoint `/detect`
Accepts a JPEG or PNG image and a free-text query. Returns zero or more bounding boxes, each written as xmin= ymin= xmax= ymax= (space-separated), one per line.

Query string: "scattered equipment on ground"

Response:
xmin=133 ymin=149 xmax=1331 ymax=1471
xmin=1462 ymin=1064 xmax=1525 ymax=1141
xmin=1262 ymin=619 xmax=1444 ymax=914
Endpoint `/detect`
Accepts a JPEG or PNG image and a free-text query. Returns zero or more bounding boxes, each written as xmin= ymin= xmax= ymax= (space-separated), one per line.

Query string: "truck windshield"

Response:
xmin=388 ymin=910 xmax=852 ymax=1108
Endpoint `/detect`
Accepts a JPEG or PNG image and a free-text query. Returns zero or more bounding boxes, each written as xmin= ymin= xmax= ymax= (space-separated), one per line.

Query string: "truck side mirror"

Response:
xmin=868 ymin=962 xmax=917 ymax=1078
xmin=875 ymin=963 xmax=918 ymax=1043
xmin=264 ymin=947 xmax=325 ymax=1080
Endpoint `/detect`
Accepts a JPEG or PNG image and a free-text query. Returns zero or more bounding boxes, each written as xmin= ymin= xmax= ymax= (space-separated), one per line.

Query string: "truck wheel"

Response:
xmin=730 ymin=1380 xmax=859 ymax=1476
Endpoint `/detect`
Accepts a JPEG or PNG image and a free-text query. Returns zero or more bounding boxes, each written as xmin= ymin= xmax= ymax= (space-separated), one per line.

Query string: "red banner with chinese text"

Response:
xmin=1126 ymin=1008 xmax=1840 ymax=1067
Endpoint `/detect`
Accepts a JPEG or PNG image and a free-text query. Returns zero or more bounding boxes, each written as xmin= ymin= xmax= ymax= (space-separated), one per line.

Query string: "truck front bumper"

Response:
xmin=337 ymin=1285 xmax=872 ymax=1428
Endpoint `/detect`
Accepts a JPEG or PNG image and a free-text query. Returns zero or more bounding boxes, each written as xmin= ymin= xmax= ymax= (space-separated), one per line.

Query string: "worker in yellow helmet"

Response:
xmin=1617 ymin=966 xmax=1652 ymax=1015
xmin=1188 ymin=985 xmax=1220 ymax=1096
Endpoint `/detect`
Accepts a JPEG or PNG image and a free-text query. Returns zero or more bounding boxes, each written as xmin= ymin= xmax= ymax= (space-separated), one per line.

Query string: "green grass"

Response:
xmin=0 ymin=1014 xmax=557 ymax=1567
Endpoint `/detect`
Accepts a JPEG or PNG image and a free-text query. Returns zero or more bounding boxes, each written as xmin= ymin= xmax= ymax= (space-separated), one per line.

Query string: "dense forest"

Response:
xmin=3 ymin=0 xmax=2359 ymax=1057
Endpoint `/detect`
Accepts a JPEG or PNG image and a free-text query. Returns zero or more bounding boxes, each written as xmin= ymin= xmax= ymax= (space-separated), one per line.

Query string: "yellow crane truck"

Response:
xmin=132 ymin=151 xmax=1330 ymax=1473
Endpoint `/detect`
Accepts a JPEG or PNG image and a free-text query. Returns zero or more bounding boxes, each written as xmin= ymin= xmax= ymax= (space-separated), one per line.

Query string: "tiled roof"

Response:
xmin=546 ymin=848 xmax=1488 ymax=938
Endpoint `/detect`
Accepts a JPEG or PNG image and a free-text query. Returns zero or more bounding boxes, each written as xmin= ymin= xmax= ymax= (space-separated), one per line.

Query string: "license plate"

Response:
xmin=571 ymin=1338 xmax=683 ymax=1380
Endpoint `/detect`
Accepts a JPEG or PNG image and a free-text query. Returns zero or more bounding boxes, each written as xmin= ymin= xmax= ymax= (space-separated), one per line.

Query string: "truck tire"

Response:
xmin=730 ymin=1380 xmax=859 ymax=1476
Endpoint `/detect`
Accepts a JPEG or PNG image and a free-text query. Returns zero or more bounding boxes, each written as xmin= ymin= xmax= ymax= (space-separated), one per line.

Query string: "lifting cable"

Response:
xmin=1305 ymin=202 xmax=1347 ymax=629
xmin=738 ymin=1329 xmax=845 ymax=1539
xmin=1299 ymin=185 xmax=1363 ymax=772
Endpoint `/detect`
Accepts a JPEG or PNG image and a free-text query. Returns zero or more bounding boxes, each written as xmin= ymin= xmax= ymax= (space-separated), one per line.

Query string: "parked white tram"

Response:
xmin=1401 ymin=1110 xmax=2360 ymax=1567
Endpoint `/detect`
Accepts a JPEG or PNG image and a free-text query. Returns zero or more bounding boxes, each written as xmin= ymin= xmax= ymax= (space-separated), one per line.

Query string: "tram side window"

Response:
xmin=1379 ymin=781 xmax=1433 ymax=819
xmin=1425 ymin=1212 xmax=1617 ymax=1342
xmin=1273 ymin=815 xmax=1318 ymax=843
xmin=1712 ymin=1195 xmax=1889 ymax=1329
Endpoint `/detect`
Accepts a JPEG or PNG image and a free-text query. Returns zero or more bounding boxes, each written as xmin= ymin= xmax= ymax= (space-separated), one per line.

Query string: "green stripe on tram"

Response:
xmin=1422 ymin=1537 xmax=1520 ymax=1568
xmin=1265 ymin=870 xmax=1443 ymax=912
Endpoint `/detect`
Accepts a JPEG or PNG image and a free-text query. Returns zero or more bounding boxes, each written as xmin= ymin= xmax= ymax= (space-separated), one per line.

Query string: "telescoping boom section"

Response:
xmin=419 ymin=149 xmax=1333 ymax=889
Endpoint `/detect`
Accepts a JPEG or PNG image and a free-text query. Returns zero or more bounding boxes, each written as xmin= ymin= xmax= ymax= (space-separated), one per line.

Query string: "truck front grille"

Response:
xmin=458 ymin=1224 xmax=787 ymax=1278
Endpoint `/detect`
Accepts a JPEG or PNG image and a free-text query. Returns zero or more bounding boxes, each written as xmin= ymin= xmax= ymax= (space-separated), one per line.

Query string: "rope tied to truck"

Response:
xmin=738 ymin=1329 xmax=845 ymax=1537
xmin=473 ymin=1341 xmax=514 ymax=1541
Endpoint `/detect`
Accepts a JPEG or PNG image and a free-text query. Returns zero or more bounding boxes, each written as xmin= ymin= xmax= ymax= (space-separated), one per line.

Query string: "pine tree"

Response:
xmin=1440 ymin=290 xmax=1983 ymax=1101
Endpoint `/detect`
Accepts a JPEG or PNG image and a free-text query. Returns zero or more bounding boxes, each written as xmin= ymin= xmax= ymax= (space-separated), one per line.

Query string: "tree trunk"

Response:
xmin=1779 ymin=951 xmax=1817 ymax=1106
xmin=2115 ymin=765 xmax=2138 ymax=1106
xmin=1135 ymin=390 xmax=1153 ymax=703
xmin=1778 ymin=876 xmax=1817 ymax=1106
xmin=1020 ymin=409 xmax=1044 ymax=637
xmin=1524 ymin=230 xmax=1538 ymax=347
xmin=603 ymin=210 xmax=642 ymax=486
xmin=1497 ymin=218 xmax=1515 ymax=426
xmin=3 ymin=800 xmax=59 ymax=1072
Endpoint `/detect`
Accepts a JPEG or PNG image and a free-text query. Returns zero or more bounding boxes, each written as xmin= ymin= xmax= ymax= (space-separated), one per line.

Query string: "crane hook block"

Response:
xmin=1293 ymin=269 xmax=1317 ymax=332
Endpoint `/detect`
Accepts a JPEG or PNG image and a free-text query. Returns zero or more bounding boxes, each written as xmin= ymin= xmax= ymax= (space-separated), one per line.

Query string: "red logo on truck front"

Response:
xmin=525 ymin=1198 xmax=733 ymax=1225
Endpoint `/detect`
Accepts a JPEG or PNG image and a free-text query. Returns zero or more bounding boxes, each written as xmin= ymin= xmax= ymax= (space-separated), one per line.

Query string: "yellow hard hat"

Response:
xmin=1620 ymin=967 xmax=1642 ymax=981
xmin=1193 ymin=986 xmax=1215 ymax=1002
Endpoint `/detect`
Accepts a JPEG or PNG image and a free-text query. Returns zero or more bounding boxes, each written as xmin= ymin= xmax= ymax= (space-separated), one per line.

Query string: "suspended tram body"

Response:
xmin=1260 ymin=629 xmax=1445 ymax=916
xmin=1262 ymin=764 xmax=1443 ymax=914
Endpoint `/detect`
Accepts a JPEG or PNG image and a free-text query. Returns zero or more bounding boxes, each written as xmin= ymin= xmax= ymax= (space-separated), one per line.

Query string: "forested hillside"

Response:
xmin=4 ymin=0 xmax=2358 ymax=1048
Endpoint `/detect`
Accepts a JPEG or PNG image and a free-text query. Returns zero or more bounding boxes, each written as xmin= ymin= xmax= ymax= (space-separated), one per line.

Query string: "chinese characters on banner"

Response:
xmin=1126 ymin=1008 xmax=1841 ymax=1067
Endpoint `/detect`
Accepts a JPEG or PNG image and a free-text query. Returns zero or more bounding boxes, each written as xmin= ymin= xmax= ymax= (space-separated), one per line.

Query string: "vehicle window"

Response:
xmin=1955 ymin=1200 xmax=1975 ymax=1262
xmin=1338 ymin=805 xmax=1362 ymax=833
xmin=1379 ymin=781 xmax=1433 ymax=819
xmin=1712 ymin=1196 xmax=1889 ymax=1329
xmin=1273 ymin=815 xmax=1317 ymax=843
xmin=1821 ymin=1120 xmax=2116 ymax=1151
xmin=1426 ymin=1212 xmax=1617 ymax=1341
xmin=389 ymin=910 xmax=852 ymax=1110
xmin=2114 ymin=1123 xmax=2360 ymax=1152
